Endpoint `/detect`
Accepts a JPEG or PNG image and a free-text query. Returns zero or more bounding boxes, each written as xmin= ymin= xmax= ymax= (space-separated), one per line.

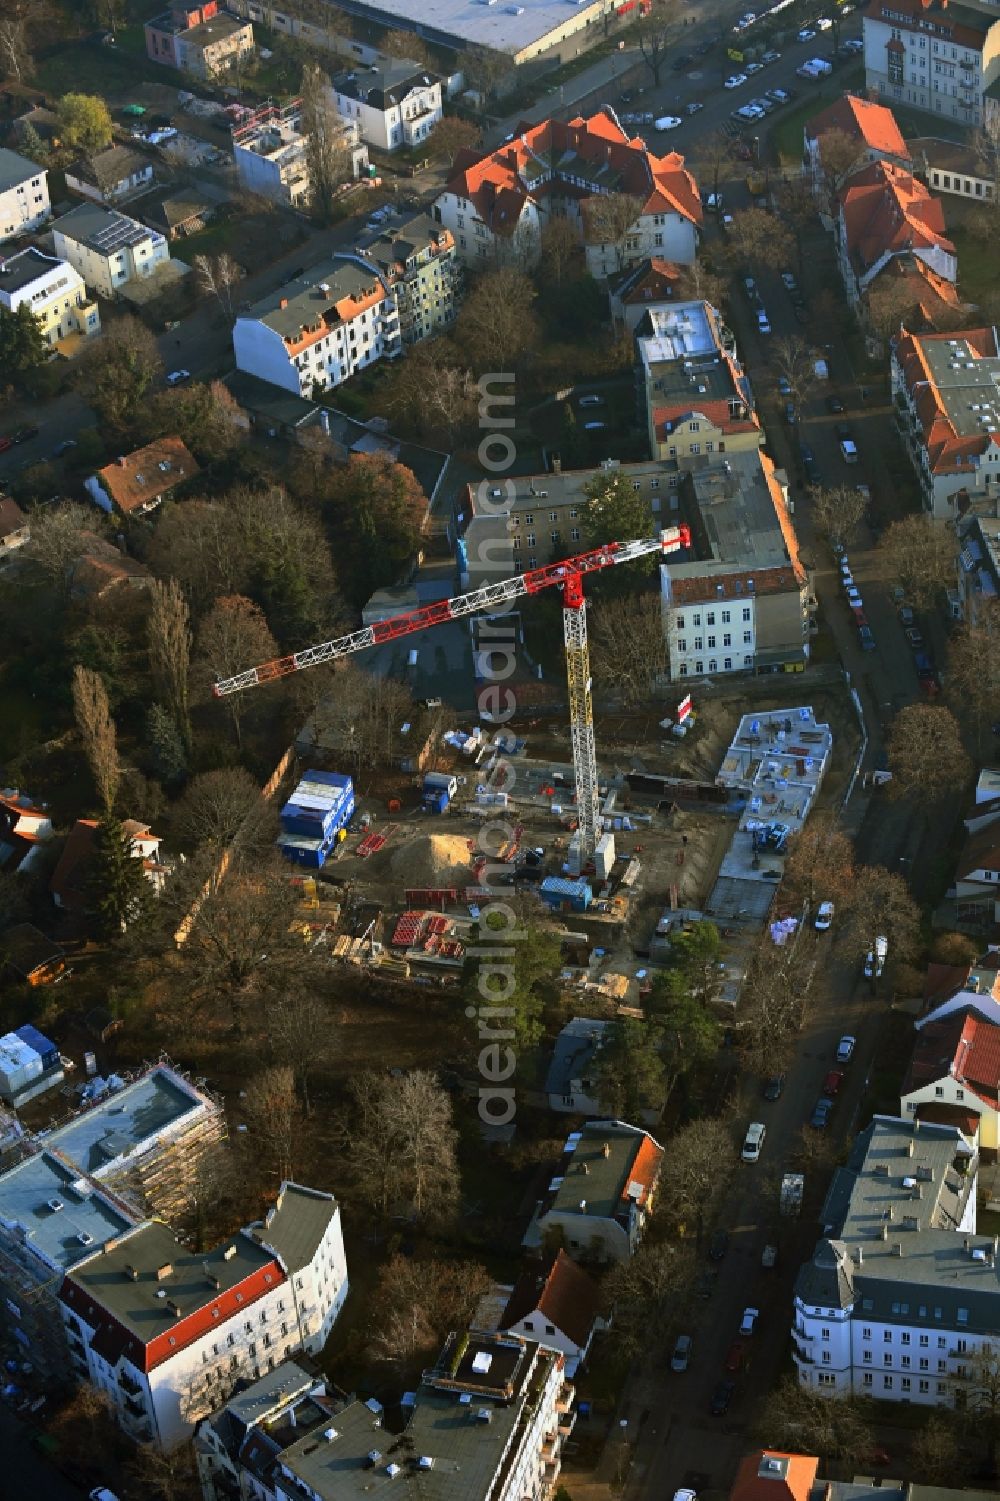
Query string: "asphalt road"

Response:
xmin=0 ymin=1403 xmax=87 ymax=1501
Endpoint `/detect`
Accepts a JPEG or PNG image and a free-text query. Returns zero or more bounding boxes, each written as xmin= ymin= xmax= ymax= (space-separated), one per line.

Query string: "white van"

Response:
xmin=741 ymin=1121 xmax=766 ymax=1162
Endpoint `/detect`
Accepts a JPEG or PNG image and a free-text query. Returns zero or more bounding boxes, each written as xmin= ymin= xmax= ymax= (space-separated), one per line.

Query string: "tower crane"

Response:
xmin=213 ymin=526 xmax=690 ymax=865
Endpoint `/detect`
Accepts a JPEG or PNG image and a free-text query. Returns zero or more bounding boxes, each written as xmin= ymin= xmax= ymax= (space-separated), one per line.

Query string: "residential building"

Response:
xmin=892 ymin=326 xmax=1000 ymax=518
xmin=363 ymin=212 xmax=459 ymax=345
xmin=803 ymin=94 xmax=911 ymax=192
xmin=910 ymin=134 xmax=998 ymax=201
xmin=65 ymin=145 xmax=155 ymax=205
xmin=0 ymin=1026 xmax=63 ymax=1108
xmin=145 ymin=2 xmax=254 ymax=79
xmin=524 ymin=1120 xmax=663 ymax=1262
xmin=0 ymin=924 xmax=66 ymax=986
xmin=434 ymin=109 xmax=701 ymax=275
xmin=0 ymin=146 xmax=49 ymax=241
xmin=233 ymin=258 xmax=394 ymax=396
xmin=0 ymin=247 xmax=99 ymax=351
xmin=918 ymin=986 xmax=1000 ymax=1032
xmin=200 ymin=1334 xmax=573 ymax=1501
xmin=793 ymin=1114 xmax=986 ymax=1406
xmin=954 ymin=513 xmax=1000 ymax=624
xmin=608 ymin=255 xmax=684 ymax=332
xmin=636 ymin=299 xmax=760 ymax=464
xmin=0 ymin=497 xmax=30 ymax=557
xmin=69 ymin=533 xmax=152 ymax=602
xmin=52 ymin=201 xmax=170 ymax=300
xmin=84 ymin=436 xmax=200 ymax=518
xmin=730 ymin=1450 xmax=819 ymax=1501
xmin=716 ymin=707 xmax=833 ymax=829
xmin=60 ymin=1180 xmax=348 ymax=1447
xmin=38 ymin=1061 xmax=226 ymax=1223
xmin=963 ymin=767 xmax=1000 ymax=833
xmin=327 ymin=0 xmax=648 ymax=70
xmin=50 ymin=816 xmax=167 ymax=915
xmin=901 ymin=1010 xmax=1000 ymax=1150
xmin=492 ymin=1250 xmax=603 ymax=1376
xmin=661 ymin=449 xmax=808 ymax=681
xmin=953 ymin=821 xmax=1000 ymax=924
xmin=232 ymin=98 xmax=367 ymax=208
xmin=837 ymin=161 xmax=957 ymax=309
xmin=863 ymin=0 xmax=1000 ymax=127
xmin=459 ymin=457 xmax=674 ymax=590
xmin=332 ymin=61 xmax=442 ymax=152
xmin=546 ymin=1018 xmax=613 ymax=1115
xmin=0 ymin=788 xmax=53 ymax=874
xmin=142 ymin=186 xmax=218 ymax=242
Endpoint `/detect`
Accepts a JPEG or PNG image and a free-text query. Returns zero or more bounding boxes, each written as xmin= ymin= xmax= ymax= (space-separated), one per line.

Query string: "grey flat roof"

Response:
xmin=670 ymin=449 xmax=789 ymax=575
xmin=549 ymin=1121 xmax=657 ymax=1220
xmin=67 ymin=1220 xmax=276 ymax=1339
xmin=545 ymin=1018 xmax=609 ymax=1097
xmin=0 ymin=1150 xmax=135 ymax=1274
xmin=247 ymin=1183 xmax=337 ymax=1273
xmin=919 ymin=332 xmax=1000 ymax=439
xmin=42 ymin=1066 xmax=207 ymax=1175
xmin=0 ymin=146 xmax=43 ymax=194
xmin=219 ymin=1358 xmax=315 ymax=1435
xmin=335 ymin=0 xmax=606 ymax=55
xmin=0 ymin=247 xmax=64 ymax=296
xmin=242 ymin=257 xmax=384 ymax=340
xmin=51 ymin=200 xmax=153 ymax=253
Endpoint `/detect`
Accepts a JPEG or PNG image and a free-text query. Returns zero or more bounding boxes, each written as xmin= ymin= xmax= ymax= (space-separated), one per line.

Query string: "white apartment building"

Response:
xmin=60 ymin=1181 xmax=348 ymax=1448
xmin=863 ymin=0 xmax=1000 ymax=127
xmin=233 ymin=257 xmax=396 ymax=395
xmin=51 ymin=201 xmax=170 ymax=299
xmin=232 ymin=98 xmax=368 ymax=207
xmin=197 ymin=1332 xmax=573 ymax=1501
xmin=793 ymin=1116 xmax=989 ymax=1409
xmin=0 ymin=247 xmax=99 ymax=349
xmin=0 ymin=147 xmax=49 ymax=242
xmin=332 ymin=60 xmax=442 ymax=152
xmin=892 ymin=326 xmax=1000 ymax=518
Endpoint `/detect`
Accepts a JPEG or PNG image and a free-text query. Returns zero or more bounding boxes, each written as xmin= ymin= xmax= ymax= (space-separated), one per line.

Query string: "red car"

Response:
xmin=822 ymin=1069 xmax=845 ymax=1097
xmin=725 ymin=1339 xmax=745 ymax=1372
xmin=0 ymin=436 xmax=13 ymax=453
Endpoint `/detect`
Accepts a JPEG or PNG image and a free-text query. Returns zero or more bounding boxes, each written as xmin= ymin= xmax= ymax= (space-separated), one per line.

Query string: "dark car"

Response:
xmin=905 ymin=626 xmax=924 ymax=648
xmin=763 ymin=1074 xmax=785 ymax=1101
xmin=858 ymin=624 xmax=876 ymax=651
xmin=784 ymin=401 xmax=797 ymax=424
xmin=914 ymin=651 xmax=934 ymax=676
xmin=822 ymin=1069 xmax=845 ymax=1097
xmin=13 ymin=425 xmax=39 ymax=444
xmin=825 ymin=394 xmax=846 ymax=414
xmin=0 ymin=436 xmax=12 ymax=454
xmin=51 ymin=439 xmax=77 ymax=457
xmin=725 ymin=1340 xmax=745 ymax=1373
xmin=835 ymin=422 xmax=853 ymax=443
xmin=696 ymin=37 xmax=714 ymax=54
xmin=709 ymin=1229 xmax=730 ymax=1262
xmin=810 ymin=1097 xmax=834 ymax=1129
xmin=800 ymin=445 xmax=821 ymax=484
xmin=711 ymin=1379 xmax=737 ymax=1415
xmin=673 ymin=53 xmax=694 ymax=70
xmin=898 ymin=605 xmax=915 ymax=627
xmin=619 ymin=89 xmax=636 ymax=103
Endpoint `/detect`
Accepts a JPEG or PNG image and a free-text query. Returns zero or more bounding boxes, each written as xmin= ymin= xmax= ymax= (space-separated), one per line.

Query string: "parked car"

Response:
xmin=671 ymin=1333 xmax=694 ymax=1371
xmin=781 ymin=270 xmax=797 ymax=291
xmin=697 ymin=1268 xmax=719 ymax=1298
xmin=741 ymin=1121 xmax=766 ymax=1162
xmin=864 ymin=935 xmax=888 ymax=979
xmin=166 ymin=368 xmax=191 ymax=386
xmin=825 ymin=393 xmax=846 ymax=414
xmin=767 ymin=87 xmax=792 ymax=104
xmin=778 ymin=376 xmax=792 ymax=396
xmin=739 ymin=1307 xmax=760 ymax=1336
xmin=762 ymin=49 xmax=782 ymax=63
xmin=655 ymin=115 xmax=683 ymax=130
xmin=763 ymin=1073 xmax=785 ymax=1100
xmin=745 ymin=60 xmax=763 ymax=73
xmin=904 ymin=626 xmax=924 ymax=648
xmin=51 ymin=439 xmax=77 ymax=457
xmin=846 ymin=586 xmax=863 ymax=610
xmin=12 ymin=425 xmax=39 ymax=443
xmin=898 ymin=605 xmax=915 ymax=627
xmin=583 ymin=420 xmax=606 ymax=432
xmin=725 ymin=1339 xmax=745 ymax=1372
xmin=725 ymin=73 xmax=749 ymax=88
xmin=810 ymin=1097 xmax=834 ymax=1129
xmin=711 ymin=1380 xmax=736 ymax=1415
xmin=578 ymin=393 xmax=605 ymax=407
xmin=837 ymin=1035 xmax=856 ymax=1064
xmin=814 ymin=900 xmax=835 ymax=931
xmin=822 ymin=1069 xmax=845 ymax=1097
xmin=685 ymin=100 xmax=705 ymax=114
xmin=709 ymin=1229 xmax=730 ymax=1261
xmin=858 ymin=624 xmax=876 ymax=651
xmin=797 ymin=26 xmax=817 ymax=39
xmin=757 ymin=310 xmax=771 ymax=334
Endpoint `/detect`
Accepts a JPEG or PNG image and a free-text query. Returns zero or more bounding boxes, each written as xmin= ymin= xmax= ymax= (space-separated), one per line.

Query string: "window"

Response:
xmin=724 ymin=657 xmax=732 ymax=670
xmin=883 ymin=1376 xmax=893 ymax=1390
xmin=862 ymin=1328 xmax=871 ymax=1341
xmin=901 ymin=1377 xmax=911 ymax=1392
xmin=688 ymin=421 xmax=700 ymax=432
xmin=919 ymin=1357 xmax=929 ymax=1370
xmin=526 ymin=533 xmax=536 ymax=547
xmin=883 ymin=1353 xmax=893 ymax=1367
xmin=524 ymin=513 xmax=534 ymax=525
xmin=690 ymin=443 xmax=701 ymax=455
xmin=742 ymin=607 xmax=751 ymax=621
xmin=957 ymin=1310 xmax=969 ymax=1326
xmin=706 ymin=611 xmax=715 ymax=625
xmin=863 ymin=1372 xmax=873 ymax=1387
xmin=884 ymin=1331 xmax=892 ymax=1343
xmin=817 ymin=1372 xmax=836 ymax=1387
xmin=821 ymin=1329 xmax=830 ymax=1341
xmin=919 ymin=1334 xmax=928 ymax=1346
xmin=694 ymin=637 xmax=703 ymax=651
xmin=821 ymin=1351 xmax=831 ymax=1364
xmin=863 ymin=1350 xmax=872 ymax=1364
xmin=692 ymin=614 xmax=702 ymax=627
xmin=901 ymin=1356 xmax=911 ymax=1369
xmin=550 ymin=531 xmax=560 ymax=544
xmin=571 ymin=528 xmax=580 ymax=541
xmin=677 ymin=640 xmax=687 ymax=653
xmin=901 ymin=1333 xmax=911 ymax=1345
xmin=707 ymin=635 xmax=716 ymax=649
xmin=937 ymin=1359 xmax=947 ymax=1372
xmin=549 ymin=511 xmax=558 ymax=522
xmin=676 ymin=616 xmax=685 ymax=630
xmin=743 ymin=630 xmax=752 ymax=645
xmin=919 ymin=1378 xmax=929 ymax=1392
xmin=695 ymin=661 xmax=703 ymax=674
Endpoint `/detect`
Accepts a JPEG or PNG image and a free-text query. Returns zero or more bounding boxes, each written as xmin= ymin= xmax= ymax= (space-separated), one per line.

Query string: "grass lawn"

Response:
xmin=770 ymin=64 xmax=864 ymax=164
xmin=35 ymin=38 xmax=164 ymax=98
xmin=950 ymin=223 xmax=996 ymax=308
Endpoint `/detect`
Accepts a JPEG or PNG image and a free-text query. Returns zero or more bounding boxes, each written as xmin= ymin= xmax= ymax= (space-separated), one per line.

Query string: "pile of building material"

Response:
xmin=390 ymin=833 xmax=473 ymax=888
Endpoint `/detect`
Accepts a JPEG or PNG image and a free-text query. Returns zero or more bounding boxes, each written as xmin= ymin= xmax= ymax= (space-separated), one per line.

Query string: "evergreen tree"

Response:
xmin=0 ymin=303 xmax=47 ymax=379
xmin=146 ymin=704 xmax=188 ymax=786
xmin=87 ymin=817 xmax=153 ymax=939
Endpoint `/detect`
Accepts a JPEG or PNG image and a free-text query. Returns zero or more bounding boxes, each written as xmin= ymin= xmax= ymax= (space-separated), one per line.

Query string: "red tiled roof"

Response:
xmin=913 ymin=1101 xmax=981 ymax=1138
xmin=903 ymin=1011 xmax=1000 ymax=1109
xmin=613 ymin=256 xmax=683 ymax=306
xmin=625 ymin=1134 xmax=662 ymax=1209
xmin=806 ymin=95 xmax=910 ymax=161
xmin=839 ymin=161 xmax=954 ymax=279
xmin=669 ymin=566 xmax=800 ymax=607
xmin=870 ymin=0 xmax=989 ymax=51
xmin=730 ymin=1450 xmax=819 ymax=1501
xmin=654 ymin=397 xmax=759 ymax=439
xmin=500 ymin=1250 xmax=602 ymax=1349
xmin=49 ymin=818 xmax=99 ymax=912
xmin=95 ymin=436 xmax=199 ymax=515
xmin=923 ymin=961 xmax=973 ymax=1005
xmin=444 ymin=109 xmax=701 ymax=241
xmin=894 ymin=326 xmax=1000 ymax=475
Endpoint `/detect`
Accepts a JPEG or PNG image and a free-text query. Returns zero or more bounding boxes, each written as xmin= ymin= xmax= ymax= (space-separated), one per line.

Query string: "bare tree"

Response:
xmin=772 ymin=335 xmax=818 ymax=411
xmin=948 ymin=598 xmax=1000 ymax=749
xmin=0 ymin=12 xmax=30 ymax=79
xmin=605 ymin=1239 xmax=696 ymax=1358
xmin=195 ymin=594 xmax=279 ymax=749
xmin=269 ymin=988 xmax=335 ymax=1115
xmin=369 ymin=1254 xmax=491 ymax=1367
xmin=738 ymin=934 xmax=814 ymax=1076
xmin=308 ymin=663 xmax=413 ymax=781
xmin=346 ymin=1070 xmax=459 ymax=1224
xmin=173 ymin=767 xmax=274 ymax=859
xmin=663 ymin=1118 xmax=734 ymax=1242
xmin=463 ymin=44 xmax=509 ymax=102
xmin=911 ymin=1412 xmax=970 ymax=1486
xmin=637 ymin=4 xmax=676 ymax=88
xmin=77 ymin=313 xmax=163 ymax=433
xmin=877 ymin=514 xmax=957 ymax=609
xmin=775 ymin=175 xmax=818 ymax=278
xmin=811 ymin=484 xmax=867 ymax=548
xmin=193 ymin=253 xmax=245 ymax=324
xmin=782 ymin=812 xmax=855 ymax=910
xmin=583 ymin=192 xmax=644 ymax=273
xmin=815 ymin=126 xmax=866 ymax=206
xmin=692 ymin=129 xmax=733 ymax=208
xmin=454 ymin=266 xmax=538 ymax=369
xmin=376 ymin=345 xmax=479 ymax=448
xmin=147 ymin=578 xmax=192 ymax=753
xmin=887 ymin=703 xmax=971 ymax=802
xmin=124 ymin=1441 xmax=201 ymax=1501
xmin=242 ymin=1065 xmax=300 ymax=1185
xmin=727 ymin=207 xmax=794 ymax=272
xmin=590 ymin=594 xmax=668 ymax=707
xmin=866 ymin=276 xmax=918 ymax=343
xmin=300 ymin=61 xmax=351 ymax=223
xmin=72 ymin=665 xmax=119 ymax=814
xmin=429 ymin=115 xmax=481 ymax=165
xmin=757 ymin=1377 xmax=874 ymax=1462
xmin=24 ymin=501 xmax=94 ymax=595
xmin=538 ymin=216 xmax=582 ymax=288
xmin=839 ymin=865 xmax=921 ymax=970
xmin=676 ymin=257 xmax=727 ymax=310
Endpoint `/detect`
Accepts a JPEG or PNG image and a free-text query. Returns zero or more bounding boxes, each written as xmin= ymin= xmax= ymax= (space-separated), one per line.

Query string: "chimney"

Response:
xmin=280 ymin=297 xmax=289 ymax=309
xmin=118 ymin=455 xmax=127 ymax=467
xmin=907 ymin=1140 xmax=915 ymax=1156
xmin=890 ymin=1242 xmax=903 ymax=1256
xmin=602 ymin=1142 xmax=611 ymax=1159
xmin=552 ymin=455 xmax=562 ymax=474
xmin=579 ymin=1199 xmax=587 ymax=1212
xmin=124 ymin=1264 xmax=138 ymax=1281
xmin=580 ymin=1162 xmax=589 ymax=1175
xmin=156 ymin=1262 xmax=173 ymax=1281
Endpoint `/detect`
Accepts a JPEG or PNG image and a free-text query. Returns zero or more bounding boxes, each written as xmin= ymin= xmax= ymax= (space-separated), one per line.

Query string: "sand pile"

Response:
xmin=390 ymin=833 xmax=475 ymax=889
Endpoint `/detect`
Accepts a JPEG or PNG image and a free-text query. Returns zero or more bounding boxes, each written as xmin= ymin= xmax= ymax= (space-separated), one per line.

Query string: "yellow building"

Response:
xmin=0 ymin=246 xmax=99 ymax=353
